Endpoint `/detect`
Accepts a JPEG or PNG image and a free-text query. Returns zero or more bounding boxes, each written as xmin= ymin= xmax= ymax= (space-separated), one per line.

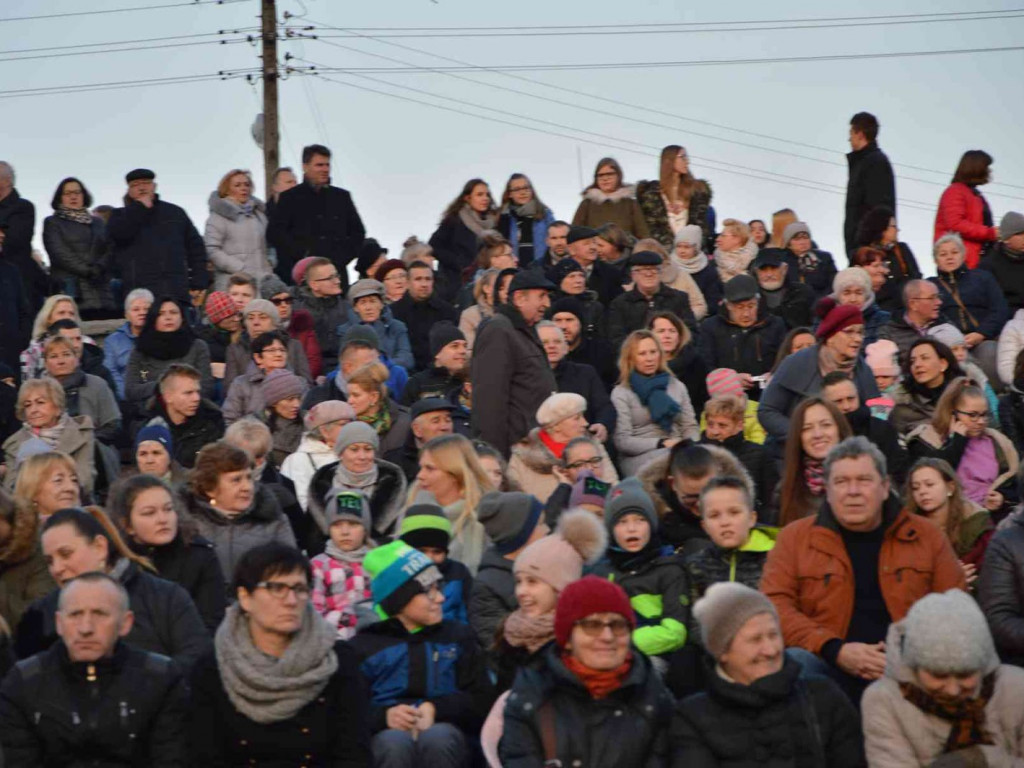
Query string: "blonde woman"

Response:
xmin=459 ymin=268 xmax=500 ymax=351
xmin=20 ymin=294 xmax=86 ymax=381
xmin=346 ymin=362 xmax=411 ymax=457
xmin=12 ymin=451 xmax=81 ymax=524
xmin=409 ymin=433 xmax=495 ymax=574
xmin=713 ymin=218 xmax=759 ymax=283
xmin=204 ymin=169 xmax=269 ymax=290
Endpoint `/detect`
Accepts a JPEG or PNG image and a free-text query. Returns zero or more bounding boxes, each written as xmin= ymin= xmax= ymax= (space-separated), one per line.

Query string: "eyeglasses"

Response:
xmin=632 ymin=267 xmax=660 ymax=277
xmin=596 ymin=171 xmax=618 ymax=179
xmin=312 ymin=273 xmax=341 ymax=283
xmin=574 ymin=617 xmax=632 ymax=637
xmin=270 ymin=296 xmax=293 ymax=306
xmin=508 ymin=185 xmax=532 ymax=193
xmin=955 ymin=410 xmax=991 ymax=421
xmin=255 ymin=581 xmax=311 ymax=599
xmin=566 ymin=457 xmax=602 ymax=471
xmin=260 ymin=345 xmax=288 ymax=354
xmin=910 ymin=295 xmax=941 ymax=303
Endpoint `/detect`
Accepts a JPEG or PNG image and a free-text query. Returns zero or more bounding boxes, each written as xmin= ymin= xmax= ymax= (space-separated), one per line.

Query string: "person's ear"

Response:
xmin=118 ymin=609 xmax=135 ymax=638
xmin=237 ymin=587 xmax=253 ymax=614
xmin=939 ymin=359 xmax=949 ymax=373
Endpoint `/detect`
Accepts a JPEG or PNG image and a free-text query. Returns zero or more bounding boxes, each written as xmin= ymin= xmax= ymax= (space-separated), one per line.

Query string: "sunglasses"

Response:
xmin=270 ymin=296 xmax=294 ymax=306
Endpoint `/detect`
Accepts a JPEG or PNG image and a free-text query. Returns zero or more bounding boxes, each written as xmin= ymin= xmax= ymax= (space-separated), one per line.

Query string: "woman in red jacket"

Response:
xmin=934 ymin=150 xmax=999 ymax=269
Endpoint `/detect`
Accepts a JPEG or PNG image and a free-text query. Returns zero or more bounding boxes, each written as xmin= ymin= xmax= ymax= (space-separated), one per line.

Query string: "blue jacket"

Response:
xmin=103 ymin=321 xmax=137 ymax=400
xmin=439 ymin=558 xmax=472 ymax=624
xmin=336 ymin=306 xmax=414 ymax=371
xmin=348 ymin=618 xmax=494 ymax=735
xmin=931 ymin=265 xmax=1010 ymax=340
xmin=500 ymin=206 xmax=556 ymax=268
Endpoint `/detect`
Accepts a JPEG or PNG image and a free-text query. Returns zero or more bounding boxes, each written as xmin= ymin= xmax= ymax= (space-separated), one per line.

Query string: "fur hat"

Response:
xmin=693 ymin=582 xmax=779 ymax=660
xmin=554 ymin=575 xmax=635 ymax=648
xmin=536 ymin=393 xmax=586 ymax=430
xmin=514 ymin=508 xmax=607 ymax=592
xmin=901 ymin=589 xmax=999 ymax=675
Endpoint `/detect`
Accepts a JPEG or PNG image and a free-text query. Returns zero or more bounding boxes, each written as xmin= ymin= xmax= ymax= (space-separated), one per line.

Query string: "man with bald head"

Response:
xmin=0 ymin=573 xmax=189 ymax=765
xmin=877 ymin=278 xmax=945 ymax=361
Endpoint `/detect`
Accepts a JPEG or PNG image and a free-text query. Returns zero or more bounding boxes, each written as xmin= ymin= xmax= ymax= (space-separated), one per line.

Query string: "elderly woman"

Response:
xmin=308 ymin=421 xmax=407 ymax=550
xmin=180 ymin=441 xmax=296 ymax=588
xmin=0 ymin=487 xmax=54 ymax=632
xmin=612 ymin=330 xmax=699 ymax=476
xmin=759 ymin=303 xmax=878 ymax=444
xmin=17 ymin=506 xmax=208 ymax=670
xmin=188 ymin=543 xmax=370 ymax=765
xmin=672 ymin=225 xmax=723 ymax=312
xmin=3 ymin=378 xmax=96 ymax=494
xmin=863 ymin=589 xmax=1024 ymax=767
xmin=636 ymin=145 xmax=713 ymax=250
xmin=891 ymin=338 xmax=966 ymax=437
xmin=934 ymin=149 xmax=999 ymax=269
xmin=508 ymin=393 xmax=618 ymax=504
xmin=12 ymin=451 xmax=82 ymax=524
xmin=338 ymin=279 xmax=414 ymax=370
xmin=573 ymin=157 xmax=649 ymax=238
xmin=346 ymin=362 xmax=411 ymax=457
xmin=854 ymin=206 xmax=921 ymax=312
xmin=824 ymin=266 xmax=890 ymax=345
xmin=376 ymin=258 xmax=410 ymax=305
xmin=42 ymin=334 xmax=121 ymax=445
xmin=674 ymin=582 xmax=863 ymax=766
xmin=782 ymin=221 xmax=837 ymax=299
xmin=42 ymin=177 xmax=115 ymax=318
xmin=499 ymin=575 xmax=673 ymax=767
xmin=280 ymin=400 xmax=355 ymax=511
xmin=713 ymin=218 xmax=759 ymax=283
xmin=459 ymin=267 xmax=499 ymax=351
xmin=497 ymin=173 xmax=556 ymax=268
xmin=204 ymin=169 xmax=269 ymax=290
xmin=224 ymin=298 xmax=312 ymax=391
xmin=104 ymin=288 xmax=154 ymax=400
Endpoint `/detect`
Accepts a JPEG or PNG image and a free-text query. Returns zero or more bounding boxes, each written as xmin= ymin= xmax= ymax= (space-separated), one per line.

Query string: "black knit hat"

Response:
xmin=546 ymin=258 xmax=585 ymax=287
xmin=429 ymin=322 xmax=465 ymax=359
xmin=399 ymin=503 xmax=452 ymax=551
xmin=548 ymin=296 xmax=586 ymax=325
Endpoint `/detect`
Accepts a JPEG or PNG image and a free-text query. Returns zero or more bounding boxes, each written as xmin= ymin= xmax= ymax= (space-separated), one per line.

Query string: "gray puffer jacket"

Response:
xmin=203 ymin=192 xmax=270 ymax=291
xmin=612 ymin=376 xmax=699 ymax=476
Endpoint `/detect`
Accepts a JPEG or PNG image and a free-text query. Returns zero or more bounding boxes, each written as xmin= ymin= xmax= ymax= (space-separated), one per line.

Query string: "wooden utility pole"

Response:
xmin=261 ymin=0 xmax=279 ymax=200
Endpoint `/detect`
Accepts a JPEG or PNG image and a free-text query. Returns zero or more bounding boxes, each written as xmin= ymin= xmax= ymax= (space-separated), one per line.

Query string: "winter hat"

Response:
xmin=291 ymin=256 xmax=318 ymax=286
xmin=536 ymin=393 xmax=586 ymax=430
xmin=125 ymin=168 xmax=155 ymax=183
xmin=723 ymin=274 xmax=759 ymax=303
xmin=815 ymin=299 xmax=864 ymax=341
xmin=347 ymin=279 xmax=385 ymax=303
xmin=928 ymin=323 xmax=967 ymax=350
xmin=364 ymin=540 xmax=442 ymax=619
xmin=477 ymin=491 xmax=544 ymax=555
xmin=901 ymin=589 xmax=999 ymax=675
xmin=341 ymin=325 xmax=380 ymax=352
xmin=706 ymin=368 xmax=745 ymax=399
xmin=243 ymin=299 xmax=279 ymax=324
xmin=567 ymin=225 xmax=599 ymax=244
xmin=334 ymin=420 xmax=380 ymax=455
xmin=14 ymin=437 xmax=54 ymax=468
xmin=514 ymin=508 xmax=607 ymax=592
xmin=629 ymin=250 xmax=663 ymax=268
xmin=399 ymin=502 xmax=452 ymax=551
xmin=865 ymin=339 xmax=900 ymax=377
xmin=356 ymin=238 xmax=388 ymax=277
xmin=604 ymin=477 xmax=658 ymax=532
xmin=375 ymin=259 xmax=407 ymax=285
xmin=259 ymin=273 xmax=291 ymax=300
xmin=554 ymin=575 xmax=635 ymax=648
xmin=261 ymin=369 xmax=306 ymax=406
xmin=508 ymin=271 xmax=556 ymax=295
xmin=429 ymin=322 xmax=465 ymax=359
xmin=303 ymin=400 xmax=356 ymax=432
xmin=782 ymin=221 xmax=811 ymax=246
xmin=693 ymin=582 xmax=779 ymax=660
xmin=674 ymin=224 xmax=703 ymax=249
xmin=832 ymin=267 xmax=872 ymax=296
xmin=548 ymin=296 xmax=586 ymax=326
xmin=569 ymin=471 xmax=612 ymax=510
xmin=324 ymin=489 xmax=372 ymax=530
xmin=134 ymin=421 xmax=173 ymax=454
xmin=999 ymin=211 xmax=1024 ymax=240
xmin=547 ymin=258 xmax=585 ymax=287
xmin=204 ymin=291 xmax=237 ymax=325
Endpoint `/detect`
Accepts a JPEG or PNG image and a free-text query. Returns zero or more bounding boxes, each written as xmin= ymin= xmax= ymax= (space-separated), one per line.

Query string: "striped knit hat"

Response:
xmin=364 ymin=540 xmax=442 ymax=619
xmin=399 ymin=503 xmax=452 ymax=551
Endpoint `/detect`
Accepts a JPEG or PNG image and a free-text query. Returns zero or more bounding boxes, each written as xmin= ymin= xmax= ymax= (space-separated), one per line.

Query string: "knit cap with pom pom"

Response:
xmin=513 ymin=508 xmax=607 ymax=592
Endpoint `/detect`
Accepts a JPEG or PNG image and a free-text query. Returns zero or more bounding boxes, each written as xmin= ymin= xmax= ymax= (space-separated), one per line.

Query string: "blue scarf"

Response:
xmin=629 ymin=371 xmax=680 ymax=432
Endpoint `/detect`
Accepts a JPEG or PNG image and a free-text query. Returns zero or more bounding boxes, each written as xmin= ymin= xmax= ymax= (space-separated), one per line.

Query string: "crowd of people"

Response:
xmin=0 ymin=110 xmax=1024 ymax=766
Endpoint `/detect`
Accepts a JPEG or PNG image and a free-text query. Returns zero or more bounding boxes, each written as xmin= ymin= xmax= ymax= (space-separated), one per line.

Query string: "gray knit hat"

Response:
xmin=243 ymin=298 xmax=280 ymax=325
xmin=901 ymin=589 xmax=999 ymax=675
xmin=604 ymin=477 xmax=658 ymax=532
xmin=674 ymin=224 xmax=703 ymax=248
xmin=782 ymin=221 xmax=811 ymax=246
xmin=260 ymin=273 xmax=291 ymax=300
xmin=693 ymin=582 xmax=779 ymax=660
xmin=334 ymin=420 xmax=379 ymax=454
xmin=999 ymin=211 xmax=1024 ymax=240
xmin=324 ymin=489 xmax=373 ymax=530
xmin=477 ymin=491 xmax=544 ymax=555
xmin=261 ymin=369 xmax=306 ymax=406
xmin=927 ymin=323 xmax=966 ymax=349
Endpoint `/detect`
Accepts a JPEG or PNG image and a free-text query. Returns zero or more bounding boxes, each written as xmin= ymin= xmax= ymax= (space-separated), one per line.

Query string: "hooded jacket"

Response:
xmin=571 ymin=184 xmax=650 ymax=239
xmin=684 ymin=526 xmax=777 ymax=610
xmin=306 ymin=458 xmax=408 ymax=549
xmin=0 ymin=505 xmax=54 ymax=633
xmin=698 ymin=301 xmax=788 ymax=379
xmin=203 ymin=192 xmax=270 ymax=290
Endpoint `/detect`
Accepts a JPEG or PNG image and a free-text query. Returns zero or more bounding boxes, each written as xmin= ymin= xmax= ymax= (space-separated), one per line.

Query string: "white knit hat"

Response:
xmin=901 ymin=589 xmax=999 ymax=675
xmin=536 ymin=393 xmax=586 ymax=430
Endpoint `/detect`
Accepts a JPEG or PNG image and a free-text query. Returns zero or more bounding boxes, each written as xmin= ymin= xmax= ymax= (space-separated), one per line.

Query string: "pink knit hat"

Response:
xmin=292 ymin=256 xmax=319 ymax=286
xmin=706 ymin=368 xmax=744 ymax=399
xmin=864 ymin=340 xmax=900 ymax=377
xmin=513 ymin=509 xmax=606 ymax=592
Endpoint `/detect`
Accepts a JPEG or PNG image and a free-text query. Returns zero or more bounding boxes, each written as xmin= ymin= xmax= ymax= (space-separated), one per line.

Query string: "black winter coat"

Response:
xmin=980 ymin=242 xmax=1024 ymax=312
xmin=499 ymin=645 xmax=674 ymax=768
xmin=188 ymin=641 xmax=371 ymax=768
xmin=401 ymin=365 xmax=460 ymax=405
xmin=306 ymin=459 xmax=407 ymax=550
xmin=42 ymin=214 xmax=116 ymax=313
xmin=137 ymin=534 xmax=226 ymax=633
xmin=468 ymin=547 xmax=516 ymax=651
xmin=471 ymin=304 xmax=557 ymax=456
xmin=783 ymin=249 xmax=838 ymax=300
xmin=698 ymin=303 xmax=787 ymax=381
xmin=266 ymin=180 xmax=366 ymax=287
xmin=0 ymin=641 xmax=189 ymax=768
xmin=141 ymin=396 xmax=225 ymax=469
xmin=668 ymin=344 xmax=710 ymax=414
xmin=762 ymin=282 xmax=817 ymax=331
xmin=844 ymin=141 xmax=895 ymax=254
xmin=292 ymin=286 xmax=350 ymax=366
xmin=846 ymin=405 xmax=910 ymax=486
xmin=0 ymin=261 xmax=31 ymax=380
xmin=978 ymin=514 xmax=1024 ymax=666
xmin=874 ymin=242 xmax=921 ymax=313
xmin=700 ymin=432 xmax=778 ymax=511
xmin=586 ymin=260 xmax=625 ymax=306
xmin=690 ymin=262 xmax=724 ymax=314
xmin=0 ymin=189 xmax=48 ymax=312
xmin=608 ymin=285 xmax=696 ymax=349
xmin=672 ymin=656 xmax=866 ymax=768
xmin=389 ymin=293 xmax=459 ymax=373
xmin=683 ymin=527 xmax=775 ymax=603
xmin=565 ymin=334 xmax=619 ymax=390
xmin=107 ymin=197 xmax=208 ymax=302
xmin=553 ymin=358 xmax=616 ymax=434
xmin=429 ymin=214 xmax=482 ymax=303
xmin=999 ymin=387 xmax=1024 ymax=456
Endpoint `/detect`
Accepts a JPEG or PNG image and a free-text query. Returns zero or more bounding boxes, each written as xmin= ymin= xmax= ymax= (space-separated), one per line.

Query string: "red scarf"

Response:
xmin=562 ymin=651 xmax=633 ymax=700
xmin=539 ymin=429 xmax=567 ymax=460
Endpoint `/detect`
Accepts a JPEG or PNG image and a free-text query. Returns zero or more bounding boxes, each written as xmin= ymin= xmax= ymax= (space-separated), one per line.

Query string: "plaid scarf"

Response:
xmin=899 ymin=673 xmax=996 ymax=752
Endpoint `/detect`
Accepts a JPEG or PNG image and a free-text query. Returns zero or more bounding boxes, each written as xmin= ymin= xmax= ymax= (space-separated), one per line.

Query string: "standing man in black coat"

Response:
xmin=844 ymin=112 xmax=896 ymax=256
xmin=267 ymin=144 xmax=366 ymax=288
xmin=389 ymin=261 xmax=458 ymax=373
xmin=0 ymin=161 xmax=48 ymax=315
xmin=107 ymin=169 xmax=208 ymax=304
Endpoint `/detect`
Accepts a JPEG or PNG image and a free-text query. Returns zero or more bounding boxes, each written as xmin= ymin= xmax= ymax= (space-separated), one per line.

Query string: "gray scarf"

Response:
xmin=215 ymin=602 xmax=339 ymax=724
xmin=325 ymin=539 xmax=370 ymax=563
xmin=458 ymin=204 xmax=499 ymax=238
xmin=677 ymin=252 xmax=709 ymax=274
xmin=33 ymin=412 xmax=70 ymax=448
xmin=333 ymin=461 xmax=378 ymax=492
xmin=510 ymin=199 xmax=541 ymax=219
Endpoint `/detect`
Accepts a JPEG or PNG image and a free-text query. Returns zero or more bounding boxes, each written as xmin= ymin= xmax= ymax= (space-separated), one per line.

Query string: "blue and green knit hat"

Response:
xmin=399 ymin=503 xmax=452 ymax=551
xmin=364 ymin=540 xmax=442 ymax=618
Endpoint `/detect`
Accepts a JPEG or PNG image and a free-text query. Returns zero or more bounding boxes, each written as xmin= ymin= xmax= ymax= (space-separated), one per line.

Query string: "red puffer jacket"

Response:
xmin=933 ymin=182 xmax=998 ymax=268
xmin=288 ymin=308 xmax=323 ymax=378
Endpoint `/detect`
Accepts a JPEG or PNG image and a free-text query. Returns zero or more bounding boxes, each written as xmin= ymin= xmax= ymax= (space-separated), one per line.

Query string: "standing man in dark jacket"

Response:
xmin=267 ymin=144 xmax=366 ymax=288
xmin=390 ymin=261 xmax=459 ymax=373
xmin=0 ymin=161 xmax=47 ymax=314
xmin=0 ymin=573 xmax=189 ymax=767
xmin=107 ymin=169 xmax=208 ymax=303
xmin=608 ymin=250 xmax=695 ymax=348
xmin=844 ymin=112 xmax=896 ymax=255
xmin=471 ymin=272 xmax=558 ymax=457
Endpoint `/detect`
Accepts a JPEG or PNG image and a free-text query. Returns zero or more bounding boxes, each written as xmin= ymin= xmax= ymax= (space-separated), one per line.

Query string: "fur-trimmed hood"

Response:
xmin=581 ymin=184 xmax=637 ymax=204
xmin=207 ymin=191 xmax=266 ymax=220
xmin=0 ymin=501 xmax=41 ymax=566
xmin=510 ymin=428 xmax=558 ymax=475
xmin=638 ymin=444 xmax=756 ymax=519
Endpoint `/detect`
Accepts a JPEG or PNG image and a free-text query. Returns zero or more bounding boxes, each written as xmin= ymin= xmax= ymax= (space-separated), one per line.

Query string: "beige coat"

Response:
xmin=660 ymin=259 xmax=709 ymax=321
xmin=3 ymin=415 xmax=97 ymax=494
xmin=459 ymin=302 xmax=493 ymax=352
xmin=507 ymin=428 xmax=618 ymax=504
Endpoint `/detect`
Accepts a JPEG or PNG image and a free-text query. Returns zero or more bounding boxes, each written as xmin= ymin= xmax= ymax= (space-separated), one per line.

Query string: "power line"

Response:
xmin=0 ymin=37 xmax=248 ymax=64
xmin=0 ymin=29 xmax=258 ymax=56
xmin=0 ymin=71 xmax=254 ymax=99
xmin=0 ymin=0 xmax=248 ymax=23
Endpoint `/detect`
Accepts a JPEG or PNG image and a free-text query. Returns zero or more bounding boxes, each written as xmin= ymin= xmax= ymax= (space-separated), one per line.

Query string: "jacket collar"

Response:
xmin=814 ymin=493 xmax=907 ymax=538
xmin=57 ymin=640 xmax=130 ymax=681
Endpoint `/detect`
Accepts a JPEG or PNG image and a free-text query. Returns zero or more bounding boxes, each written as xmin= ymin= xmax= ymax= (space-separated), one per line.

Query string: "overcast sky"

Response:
xmin=5 ymin=0 xmax=1024 ymax=279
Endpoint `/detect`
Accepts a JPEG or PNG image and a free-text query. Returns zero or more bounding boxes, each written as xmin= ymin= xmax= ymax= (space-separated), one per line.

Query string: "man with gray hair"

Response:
xmin=0 ymin=572 xmax=189 ymax=764
xmin=760 ymin=435 xmax=964 ymax=700
xmin=877 ymin=278 xmax=945 ymax=362
xmin=536 ymin=320 xmax=614 ymax=443
xmin=0 ymin=160 xmax=48 ymax=314
xmin=103 ymin=287 xmax=154 ymax=400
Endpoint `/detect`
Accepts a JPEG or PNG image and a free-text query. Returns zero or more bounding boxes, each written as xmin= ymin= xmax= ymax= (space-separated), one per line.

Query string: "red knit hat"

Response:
xmin=291 ymin=256 xmax=318 ymax=286
xmin=204 ymin=291 xmax=236 ymax=325
xmin=554 ymin=575 xmax=636 ymax=648
xmin=375 ymin=259 xmax=408 ymax=284
xmin=815 ymin=299 xmax=864 ymax=341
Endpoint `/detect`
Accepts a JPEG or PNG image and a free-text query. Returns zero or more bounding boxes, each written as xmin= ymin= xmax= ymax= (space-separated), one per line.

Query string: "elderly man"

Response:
xmin=471 ymin=271 xmax=558 ymax=456
xmin=752 ymin=249 xmax=816 ymax=330
xmin=389 ymin=397 xmax=458 ymax=481
xmin=760 ymin=436 xmax=964 ymax=700
xmin=566 ymin=225 xmax=623 ymax=306
xmin=0 ymin=160 xmax=47 ymax=314
xmin=550 ymin=296 xmax=617 ymax=389
xmin=0 ymin=572 xmax=189 ymax=766
xmin=608 ymin=250 xmax=695 ymax=348
xmin=980 ymin=211 xmax=1024 ymax=312
xmin=877 ymin=278 xmax=944 ymax=362
xmin=104 ymin=288 xmax=154 ymax=400
xmin=536 ymin=320 xmax=614 ymax=442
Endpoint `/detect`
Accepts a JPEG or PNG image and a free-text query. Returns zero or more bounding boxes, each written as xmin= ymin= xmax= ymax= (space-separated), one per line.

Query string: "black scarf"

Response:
xmin=607 ymin=531 xmax=664 ymax=572
xmin=135 ymin=296 xmax=196 ymax=360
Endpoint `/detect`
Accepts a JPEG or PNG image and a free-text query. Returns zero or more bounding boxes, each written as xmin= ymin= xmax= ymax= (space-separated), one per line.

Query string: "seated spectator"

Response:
xmin=542 ymin=437 xmax=615 ymax=525
xmin=301 ymin=325 xmax=409 ymax=412
xmin=608 ymin=250 xmax=695 ymax=348
xmin=108 ymin=474 xmax=226 ymax=632
xmin=595 ymin=222 xmax=631 ymax=268
xmin=826 ymin=266 xmax=890 ymax=345
xmin=928 ymin=323 xmax=1000 ymax=420
xmin=877 ymin=278 xmax=944 ymax=362
xmin=3 ymin=378 xmax=96 ymax=494
xmin=631 ymin=237 xmax=706 ymax=321
xmin=292 ymin=256 xmax=351 ymax=374
xmin=345 ymin=362 xmax=411 ymax=458
xmin=759 ymin=302 xmax=878 ymax=445
xmin=12 ymin=450 xmax=81 ymax=525
xmin=188 ymin=543 xmax=370 ymax=765
xmin=355 ymin=540 xmax=495 ymax=768
xmin=338 ymin=279 xmax=414 ymax=371
xmin=538 ymin=322 xmax=615 ymax=442
xmin=0 ymin=487 xmax=53 ymax=633
xmin=473 ymin=441 xmax=515 ymax=491
xmin=700 ymin=394 xmax=776 ymax=508
xmin=890 ymin=338 xmax=966 ymax=437
xmin=698 ymin=274 xmax=787 ymax=398
xmin=863 ymin=589 xmax=1024 ymax=767
xmin=390 ymin=397 xmax=457 ymax=482
xmin=399 ymin=502 xmax=473 ymax=624
xmin=260 ymin=273 xmax=323 ymax=378
xmin=648 ymin=310 xmax=709 ymax=414
xmin=998 ymin=305 xmax=1024 ymax=388
xmin=981 ymin=211 xmax=1024 ymax=313
xmin=0 ymin=573 xmax=189 ymax=766
xmin=310 ymin=489 xmax=374 ymax=639
xmin=225 ymin=271 xmax=257 ymax=314
xmin=103 ymin=288 xmax=153 ymax=399
xmin=224 ymin=297 xmax=312 ymax=391
xmin=279 ymin=400 xmax=354 ymax=511
xmin=20 ymin=294 xmax=90 ymax=382
xmin=854 ymin=206 xmax=921 ymax=313
xmin=673 ymin=582 xmax=862 ymax=767
xmin=377 ymin=258 xmax=409 ymax=304
xmin=197 ymin=290 xmax=241 ymax=371
xmin=904 ymin=378 xmax=1018 ymax=521
xmin=781 ymin=221 xmax=837 ymax=299
xmin=223 ymin=330 xmax=292 ymax=424
xmin=42 ymin=335 xmax=120 ymax=445
xmin=713 ymin=218 xmax=759 ymax=283
xmin=565 ymin=225 xmax=625 ymax=308
xmin=390 ymin=260 xmax=459 ymax=372
xmin=702 ymin=369 xmax=767 ymax=443
xmin=761 ymin=436 xmax=964 ymax=701
xmin=612 ymin=330 xmax=699 ymax=476
xmin=998 ymin=348 xmax=1024 ymax=453
xmin=499 ymin=575 xmax=672 ymax=767
xmin=550 ymin=295 xmax=618 ymax=389
xmin=769 ymin=326 xmax=816 ymax=376
xmin=307 ymin=421 xmax=408 ymax=549
xmin=18 ymin=506 xmax=209 ymax=671
xmin=401 ymin=322 xmax=468 ymax=405
xmin=979 ymin=479 xmax=1024 ymax=666
xmin=753 ymin=249 xmax=817 ymax=330
xmin=139 ymin=364 xmax=224 ymax=469
xmin=179 ymin=441 xmax=296 ymax=588
xmin=257 ymin=369 xmax=307 ymax=466
xmin=864 ymin=339 xmax=901 ymax=416
xmin=458 ymin=267 xmax=499 ymax=351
